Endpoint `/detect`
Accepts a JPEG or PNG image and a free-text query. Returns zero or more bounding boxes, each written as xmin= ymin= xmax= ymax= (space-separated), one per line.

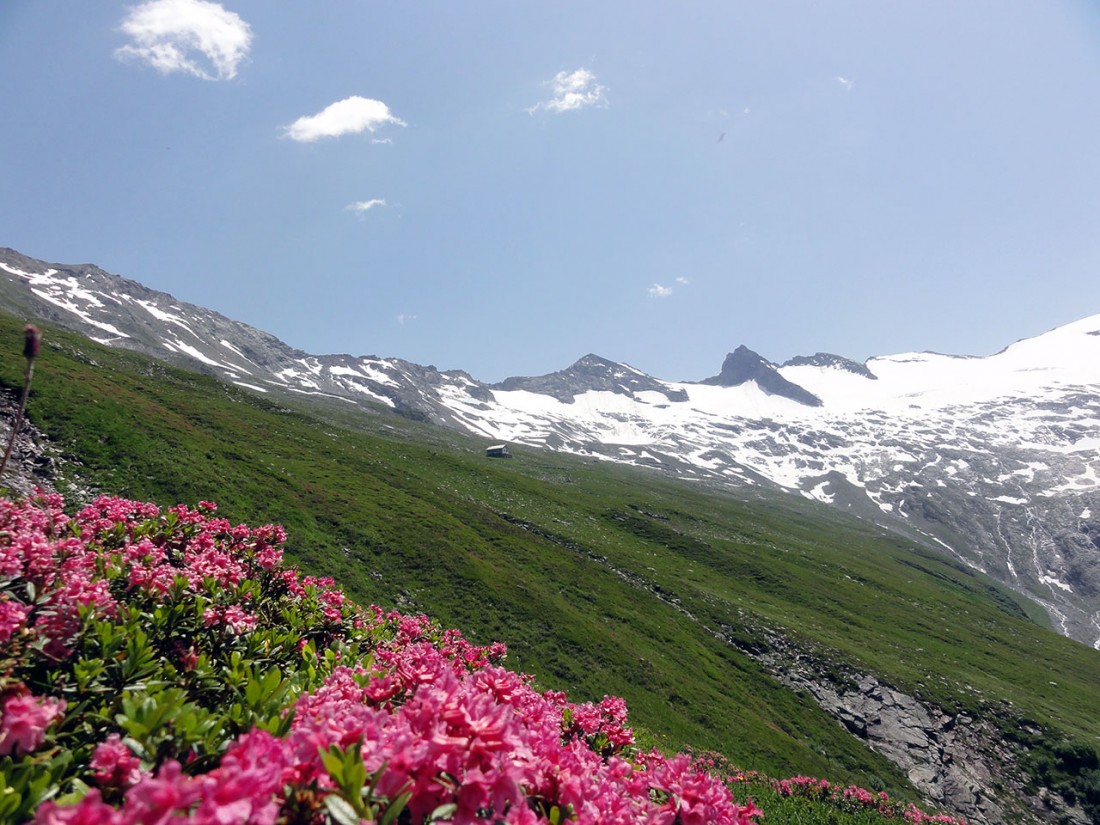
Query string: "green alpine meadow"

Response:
xmin=1 ymin=309 xmax=1099 ymax=825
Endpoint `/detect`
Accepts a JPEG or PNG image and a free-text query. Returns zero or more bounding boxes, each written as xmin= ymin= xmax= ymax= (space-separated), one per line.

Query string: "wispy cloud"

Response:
xmin=347 ymin=199 xmax=386 ymax=215
xmin=835 ymin=76 xmax=855 ymax=93
xmin=648 ymin=277 xmax=690 ymax=298
xmin=115 ymin=0 xmax=252 ymax=81
xmin=397 ymin=313 xmax=417 ymax=325
xmin=284 ymin=96 xmax=406 ymax=142
xmin=527 ymin=68 xmax=608 ymax=114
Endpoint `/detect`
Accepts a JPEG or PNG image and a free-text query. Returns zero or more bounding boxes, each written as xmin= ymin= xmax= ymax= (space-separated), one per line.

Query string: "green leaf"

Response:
xmin=365 ymin=757 xmax=390 ymax=802
xmin=323 ymin=793 xmax=362 ymax=825
xmin=429 ymin=802 xmax=458 ymax=821
xmin=319 ymin=746 xmax=348 ymax=786
xmin=0 ymin=771 xmax=22 ymax=821
xmin=380 ymin=790 xmax=412 ymax=825
xmin=52 ymin=777 xmax=92 ymax=808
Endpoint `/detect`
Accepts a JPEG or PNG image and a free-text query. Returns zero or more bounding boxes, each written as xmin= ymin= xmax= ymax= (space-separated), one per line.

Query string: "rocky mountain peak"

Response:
xmin=494 ymin=354 xmax=687 ymax=404
xmin=783 ymin=352 xmax=878 ymax=380
xmin=702 ymin=345 xmax=823 ymax=407
xmin=570 ymin=353 xmax=622 ymax=373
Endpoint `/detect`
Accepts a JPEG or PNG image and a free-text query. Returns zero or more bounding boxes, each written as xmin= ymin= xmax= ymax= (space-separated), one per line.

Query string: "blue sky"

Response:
xmin=3 ymin=1 xmax=1100 ymax=382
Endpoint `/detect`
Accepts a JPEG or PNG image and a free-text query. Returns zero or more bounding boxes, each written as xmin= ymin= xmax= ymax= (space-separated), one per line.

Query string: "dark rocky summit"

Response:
xmin=702 ymin=345 xmax=823 ymax=406
xmin=783 ymin=352 xmax=878 ymax=380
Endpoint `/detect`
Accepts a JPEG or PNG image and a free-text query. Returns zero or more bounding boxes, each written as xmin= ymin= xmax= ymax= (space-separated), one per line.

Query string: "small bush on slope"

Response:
xmin=687 ymin=753 xmax=967 ymax=825
xmin=0 ymin=490 xmax=761 ymax=824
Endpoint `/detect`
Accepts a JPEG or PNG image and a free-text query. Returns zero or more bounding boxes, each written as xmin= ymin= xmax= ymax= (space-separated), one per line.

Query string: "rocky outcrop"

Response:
xmin=752 ymin=639 xmax=1090 ymax=825
xmin=0 ymin=392 xmax=59 ymax=497
xmin=494 ymin=354 xmax=688 ymax=404
xmin=782 ymin=351 xmax=878 ymax=380
xmin=702 ymin=345 xmax=823 ymax=406
xmin=790 ymin=670 xmax=1012 ymax=823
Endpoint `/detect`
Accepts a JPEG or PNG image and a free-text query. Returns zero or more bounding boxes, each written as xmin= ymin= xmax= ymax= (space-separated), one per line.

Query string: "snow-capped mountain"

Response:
xmin=3 ymin=247 xmax=1099 ymax=647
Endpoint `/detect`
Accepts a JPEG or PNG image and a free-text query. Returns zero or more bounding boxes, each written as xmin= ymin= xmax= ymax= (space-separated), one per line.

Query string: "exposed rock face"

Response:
xmin=753 ymin=642 xmax=1089 ymax=825
xmin=782 ymin=351 xmax=878 ymax=380
xmin=701 ymin=345 xmax=824 ymax=406
xmin=797 ymin=673 xmax=1010 ymax=823
xmin=0 ymin=392 xmax=59 ymax=497
xmin=494 ymin=354 xmax=688 ymax=404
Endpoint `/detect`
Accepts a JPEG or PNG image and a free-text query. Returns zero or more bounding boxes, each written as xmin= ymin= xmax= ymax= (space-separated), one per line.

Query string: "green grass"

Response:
xmin=730 ymin=785 xmax=903 ymax=825
xmin=3 ymin=311 xmax=1100 ymax=812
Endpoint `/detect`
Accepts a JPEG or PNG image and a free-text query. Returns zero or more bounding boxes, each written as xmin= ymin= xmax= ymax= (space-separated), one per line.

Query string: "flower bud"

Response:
xmin=22 ymin=325 xmax=40 ymax=361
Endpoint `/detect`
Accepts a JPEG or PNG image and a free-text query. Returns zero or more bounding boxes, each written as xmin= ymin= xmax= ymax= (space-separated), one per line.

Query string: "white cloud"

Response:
xmin=347 ymin=199 xmax=386 ymax=214
xmin=284 ymin=97 xmax=406 ymax=143
xmin=397 ymin=313 xmax=417 ymax=325
xmin=528 ymin=68 xmax=608 ymax=114
xmin=649 ymin=277 xmax=690 ymax=298
xmin=835 ymin=76 xmax=855 ymax=92
xmin=115 ymin=0 xmax=252 ymax=81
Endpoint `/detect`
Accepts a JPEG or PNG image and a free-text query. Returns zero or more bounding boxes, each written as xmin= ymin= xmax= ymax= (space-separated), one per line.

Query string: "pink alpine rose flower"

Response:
xmin=91 ymin=734 xmax=143 ymax=789
xmin=222 ymin=604 xmax=258 ymax=634
xmin=0 ymin=597 xmax=31 ymax=643
xmin=35 ymin=790 xmax=123 ymax=825
xmin=116 ymin=760 xmax=202 ymax=823
xmin=0 ymin=690 xmax=66 ymax=756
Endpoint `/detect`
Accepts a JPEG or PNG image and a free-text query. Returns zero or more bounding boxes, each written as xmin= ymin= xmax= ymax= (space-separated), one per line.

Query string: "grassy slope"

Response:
xmin=3 ymin=313 xmax=1099 ymax=803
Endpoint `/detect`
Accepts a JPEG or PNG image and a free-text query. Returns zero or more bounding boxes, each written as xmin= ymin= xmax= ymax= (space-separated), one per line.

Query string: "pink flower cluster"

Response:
xmin=0 ymin=689 xmax=65 ymax=756
xmin=90 ymin=734 xmax=142 ymax=790
xmin=32 ymin=651 xmax=760 ymax=824
xmin=0 ymin=493 xmax=297 ymax=658
xmin=754 ymin=766 xmax=968 ymax=824
xmin=686 ymin=749 xmax=970 ymax=825
xmin=775 ymin=775 xmax=830 ymax=800
xmin=841 ymin=784 xmax=890 ymax=810
xmin=37 ymin=655 xmax=761 ymax=824
xmin=2 ymin=492 xmax=760 ymax=824
xmin=901 ymin=804 xmax=973 ymax=825
xmin=0 ymin=492 xmax=119 ymax=659
xmin=560 ymin=694 xmax=635 ymax=756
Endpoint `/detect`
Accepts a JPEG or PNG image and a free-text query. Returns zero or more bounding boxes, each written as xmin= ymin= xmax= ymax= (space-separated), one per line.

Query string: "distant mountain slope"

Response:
xmin=3 ymin=311 xmax=1100 ymax=825
xmin=2 ymin=247 xmax=1098 ymax=647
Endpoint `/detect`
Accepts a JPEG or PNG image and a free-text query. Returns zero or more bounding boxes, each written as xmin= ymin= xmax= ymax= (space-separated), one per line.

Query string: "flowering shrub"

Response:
xmin=0 ymin=691 xmax=66 ymax=757
xmin=0 ymin=491 xmax=760 ymax=824
xmin=680 ymin=749 xmax=969 ymax=825
xmin=775 ymin=775 xmax=831 ymax=801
